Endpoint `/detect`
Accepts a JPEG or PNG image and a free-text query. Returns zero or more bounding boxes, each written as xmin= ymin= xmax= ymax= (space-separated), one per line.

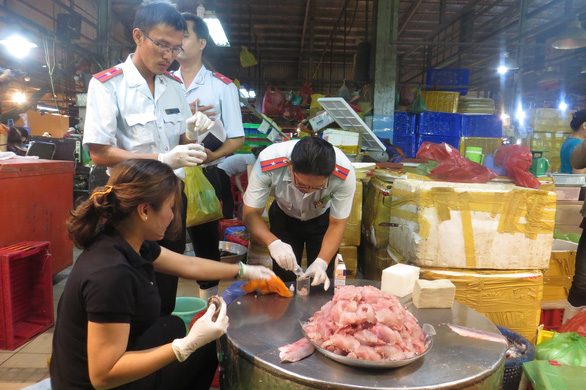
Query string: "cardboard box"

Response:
xmin=542 ymin=239 xmax=577 ymax=304
xmin=420 ymin=267 xmax=543 ymax=343
xmin=389 ymin=179 xmax=557 ymax=269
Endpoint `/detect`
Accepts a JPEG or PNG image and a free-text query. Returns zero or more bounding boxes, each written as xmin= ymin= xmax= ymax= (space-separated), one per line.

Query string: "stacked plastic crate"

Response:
xmin=459 ymin=113 xmax=503 ymax=155
xmin=392 ymin=111 xmax=417 ymax=158
xmin=236 ymin=123 xmax=272 ymax=154
xmin=528 ymin=108 xmax=576 ymax=173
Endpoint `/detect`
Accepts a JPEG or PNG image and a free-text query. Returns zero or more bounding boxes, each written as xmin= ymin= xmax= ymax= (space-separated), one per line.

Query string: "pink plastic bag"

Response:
xmin=494 ymin=145 xmax=541 ymax=189
xmin=416 ymin=142 xmax=498 ymax=183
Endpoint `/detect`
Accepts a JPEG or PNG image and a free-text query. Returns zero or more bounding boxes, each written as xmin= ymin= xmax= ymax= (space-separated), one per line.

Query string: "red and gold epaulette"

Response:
xmin=212 ymin=72 xmax=232 ymax=85
xmin=332 ymin=164 xmax=349 ymax=180
xmin=164 ymin=71 xmax=182 ymax=83
xmin=93 ymin=67 xmax=123 ymax=82
xmin=260 ymin=157 xmax=289 ymax=172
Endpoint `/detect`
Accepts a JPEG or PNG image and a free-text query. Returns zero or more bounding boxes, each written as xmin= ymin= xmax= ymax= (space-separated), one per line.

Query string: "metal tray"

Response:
xmin=300 ymin=321 xmax=435 ymax=369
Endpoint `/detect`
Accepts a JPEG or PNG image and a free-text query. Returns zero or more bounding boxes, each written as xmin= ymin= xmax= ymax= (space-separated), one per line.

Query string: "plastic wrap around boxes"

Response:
xmin=388 ymin=179 xmax=557 ymax=269
xmin=542 ymin=240 xmax=578 ymax=307
xmin=420 ymin=268 xmax=543 ymax=343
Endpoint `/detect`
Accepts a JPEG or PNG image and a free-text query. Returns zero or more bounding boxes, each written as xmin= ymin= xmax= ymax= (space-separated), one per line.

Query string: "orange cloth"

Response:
xmin=242 ymin=276 xmax=294 ymax=298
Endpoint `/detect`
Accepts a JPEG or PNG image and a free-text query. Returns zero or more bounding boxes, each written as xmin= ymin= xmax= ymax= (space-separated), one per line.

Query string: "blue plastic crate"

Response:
xmin=417 ymin=112 xmax=461 ymax=137
xmin=393 ymin=112 xmax=417 ymax=135
xmin=461 ymin=114 xmax=503 ymax=138
xmin=417 ymin=134 xmax=460 ymax=152
xmin=426 ymin=68 xmax=470 ymax=95
xmin=393 ymin=134 xmax=417 ymax=158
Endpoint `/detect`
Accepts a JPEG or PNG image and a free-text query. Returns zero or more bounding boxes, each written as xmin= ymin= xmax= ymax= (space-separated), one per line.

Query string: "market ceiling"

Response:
xmin=0 ymin=0 xmax=585 ymax=119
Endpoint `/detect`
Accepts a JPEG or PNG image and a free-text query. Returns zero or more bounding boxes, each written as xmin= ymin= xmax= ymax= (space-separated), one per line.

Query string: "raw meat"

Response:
xmin=303 ymin=285 xmax=427 ymax=361
xmin=279 ymin=337 xmax=316 ymax=363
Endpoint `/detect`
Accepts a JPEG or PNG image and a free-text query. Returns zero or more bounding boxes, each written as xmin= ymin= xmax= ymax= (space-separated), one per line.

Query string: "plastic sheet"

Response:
xmin=536 ymin=332 xmax=586 ymax=367
xmin=559 ymin=311 xmax=586 ymax=338
xmin=416 ymin=141 xmax=498 ymax=183
xmin=523 ymin=360 xmax=586 ymax=390
xmin=494 ymin=145 xmax=541 ymax=189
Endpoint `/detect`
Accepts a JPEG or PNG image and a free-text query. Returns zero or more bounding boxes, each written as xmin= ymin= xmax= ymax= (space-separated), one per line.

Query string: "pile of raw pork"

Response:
xmin=302 ymin=285 xmax=426 ymax=361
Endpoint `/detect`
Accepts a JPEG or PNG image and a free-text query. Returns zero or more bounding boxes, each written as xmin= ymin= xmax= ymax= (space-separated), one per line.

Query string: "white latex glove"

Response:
xmin=303 ymin=258 xmax=330 ymax=291
xmin=240 ymin=263 xmax=275 ymax=281
xmin=268 ymin=239 xmax=297 ymax=271
xmin=171 ymin=299 xmax=228 ymax=362
xmin=185 ymin=111 xmax=214 ymax=141
xmin=158 ymin=143 xmax=207 ymax=169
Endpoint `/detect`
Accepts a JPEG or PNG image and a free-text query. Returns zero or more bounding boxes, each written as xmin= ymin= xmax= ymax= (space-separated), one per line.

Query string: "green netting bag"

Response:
xmin=535 ymin=332 xmax=586 ymax=367
xmin=411 ymin=87 xmax=428 ymax=114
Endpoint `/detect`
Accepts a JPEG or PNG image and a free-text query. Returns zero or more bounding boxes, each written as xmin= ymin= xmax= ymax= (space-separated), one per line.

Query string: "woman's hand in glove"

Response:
xmin=171 ymin=298 xmax=228 ymax=362
xmin=303 ymin=258 xmax=330 ymax=291
xmin=240 ymin=263 xmax=275 ymax=281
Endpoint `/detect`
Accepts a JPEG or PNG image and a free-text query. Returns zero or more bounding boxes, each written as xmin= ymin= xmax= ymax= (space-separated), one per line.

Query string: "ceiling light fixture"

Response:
xmin=37 ymin=104 xmax=60 ymax=112
xmin=551 ymin=18 xmax=586 ymax=50
xmin=203 ymin=11 xmax=230 ymax=47
xmin=496 ymin=52 xmax=518 ymax=74
xmin=0 ymin=34 xmax=37 ymax=58
xmin=12 ymin=91 xmax=26 ymax=104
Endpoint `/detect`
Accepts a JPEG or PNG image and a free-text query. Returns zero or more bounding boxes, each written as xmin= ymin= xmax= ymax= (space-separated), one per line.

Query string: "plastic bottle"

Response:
xmin=334 ymin=254 xmax=346 ymax=292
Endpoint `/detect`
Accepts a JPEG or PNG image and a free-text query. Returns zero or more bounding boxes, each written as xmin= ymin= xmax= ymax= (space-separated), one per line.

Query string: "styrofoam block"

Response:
xmin=381 ymin=263 xmax=420 ymax=297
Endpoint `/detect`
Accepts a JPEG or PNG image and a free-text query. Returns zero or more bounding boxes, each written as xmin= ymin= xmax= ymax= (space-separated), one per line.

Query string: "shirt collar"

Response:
xmin=123 ymin=54 xmax=167 ymax=90
xmin=104 ymin=226 xmax=152 ymax=269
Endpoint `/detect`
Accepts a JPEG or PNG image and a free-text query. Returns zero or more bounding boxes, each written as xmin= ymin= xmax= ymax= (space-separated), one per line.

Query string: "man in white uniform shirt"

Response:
xmin=243 ymin=137 xmax=356 ymax=290
xmin=82 ymin=2 xmax=213 ymax=315
xmin=172 ymin=13 xmax=245 ymax=299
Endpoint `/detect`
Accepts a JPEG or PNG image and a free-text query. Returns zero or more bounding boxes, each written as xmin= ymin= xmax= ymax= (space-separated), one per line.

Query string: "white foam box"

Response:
xmin=388 ymin=179 xmax=557 ymax=269
xmin=381 ymin=263 xmax=420 ymax=297
xmin=322 ymin=128 xmax=360 ymax=146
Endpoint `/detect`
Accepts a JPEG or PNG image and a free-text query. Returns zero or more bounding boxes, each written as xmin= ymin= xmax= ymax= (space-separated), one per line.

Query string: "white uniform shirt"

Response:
xmin=244 ymin=140 xmax=356 ymax=221
xmin=172 ymin=65 xmax=244 ymax=166
xmin=83 ymin=55 xmax=191 ymax=177
xmin=217 ymin=153 xmax=256 ymax=177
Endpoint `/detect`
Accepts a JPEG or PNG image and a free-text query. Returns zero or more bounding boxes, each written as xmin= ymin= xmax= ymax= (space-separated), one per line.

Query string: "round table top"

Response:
xmin=225 ymin=280 xmax=506 ymax=389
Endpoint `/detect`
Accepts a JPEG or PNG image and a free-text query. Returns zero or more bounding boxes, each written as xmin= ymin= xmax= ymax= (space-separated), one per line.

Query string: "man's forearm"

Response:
xmin=242 ymin=205 xmax=278 ymax=247
xmin=88 ymin=144 xmax=158 ymax=167
xmin=317 ymin=217 xmax=348 ymax=264
xmin=206 ymin=136 xmax=244 ymax=163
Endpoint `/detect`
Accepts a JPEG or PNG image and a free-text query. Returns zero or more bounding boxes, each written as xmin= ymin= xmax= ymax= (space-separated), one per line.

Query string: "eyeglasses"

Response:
xmin=141 ymin=30 xmax=184 ymax=56
xmin=291 ymin=172 xmax=328 ymax=191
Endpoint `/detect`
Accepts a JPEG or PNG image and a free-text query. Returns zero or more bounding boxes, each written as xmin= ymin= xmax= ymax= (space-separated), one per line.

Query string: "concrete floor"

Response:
xmin=0 ymin=246 xmax=227 ymax=389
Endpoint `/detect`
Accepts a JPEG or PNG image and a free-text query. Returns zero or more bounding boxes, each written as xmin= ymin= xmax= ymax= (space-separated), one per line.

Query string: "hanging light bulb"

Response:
xmin=551 ymin=18 xmax=586 ymax=50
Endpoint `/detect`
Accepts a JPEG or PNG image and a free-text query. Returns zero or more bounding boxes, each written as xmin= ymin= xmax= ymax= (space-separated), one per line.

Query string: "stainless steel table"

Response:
xmin=220 ymin=280 xmax=506 ymax=389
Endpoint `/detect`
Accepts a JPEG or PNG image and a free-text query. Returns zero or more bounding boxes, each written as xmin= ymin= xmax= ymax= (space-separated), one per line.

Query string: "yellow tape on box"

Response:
xmin=542 ymin=240 xmax=577 ymax=303
xmin=362 ymin=178 xmax=393 ymax=249
xmin=389 ymin=179 xmax=557 ymax=269
xmin=420 ymin=267 xmax=543 ymax=343
xmin=342 ymin=180 xmax=362 ymax=246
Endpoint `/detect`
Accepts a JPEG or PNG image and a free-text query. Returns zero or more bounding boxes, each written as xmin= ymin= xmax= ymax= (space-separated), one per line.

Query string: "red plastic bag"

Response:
xmin=298 ymin=80 xmax=314 ymax=106
xmin=262 ymin=86 xmax=286 ymax=116
xmin=282 ymin=102 xmax=304 ymax=122
xmin=416 ymin=142 xmax=498 ymax=183
xmin=558 ymin=311 xmax=586 ymax=338
xmin=399 ymin=84 xmax=415 ymax=106
xmin=493 ymin=145 xmax=541 ymax=189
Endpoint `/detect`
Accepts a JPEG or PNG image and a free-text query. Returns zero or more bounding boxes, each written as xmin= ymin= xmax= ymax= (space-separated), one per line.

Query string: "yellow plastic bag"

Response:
xmin=240 ymin=46 xmax=257 ymax=68
xmin=184 ymin=166 xmax=223 ymax=227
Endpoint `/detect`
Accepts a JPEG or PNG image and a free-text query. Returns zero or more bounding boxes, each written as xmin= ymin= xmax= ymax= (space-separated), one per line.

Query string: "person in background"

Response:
xmin=564 ymin=118 xmax=586 ymax=323
xmin=82 ymin=1 xmax=213 ymax=316
xmin=50 ymin=159 xmax=274 ymax=390
xmin=560 ymin=109 xmax=586 ymax=174
xmin=6 ymin=126 xmax=27 ymax=156
xmin=243 ymin=136 xmax=356 ymax=291
xmin=172 ymin=12 xmax=245 ymax=300
xmin=216 ymin=145 xmax=267 ymax=218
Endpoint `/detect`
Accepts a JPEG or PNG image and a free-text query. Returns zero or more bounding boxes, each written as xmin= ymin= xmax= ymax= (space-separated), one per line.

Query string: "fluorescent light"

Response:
xmin=497 ymin=65 xmax=509 ymax=75
xmin=559 ymin=101 xmax=568 ymax=111
xmin=515 ymin=105 xmax=525 ymax=125
xmin=204 ymin=12 xmax=230 ymax=47
xmin=249 ymin=90 xmax=256 ymax=99
xmin=0 ymin=34 xmax=37 ymax=58
xmin=239 ymin=88 xmax=256 ymax=99
xmin=12 ymin=92 xmax=26 ymax=104
xmin=37 ymin=104 xmax=59 ymax=112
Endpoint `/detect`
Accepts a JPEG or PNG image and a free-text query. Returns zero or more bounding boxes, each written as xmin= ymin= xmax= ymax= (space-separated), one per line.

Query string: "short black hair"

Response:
xmin=571 ymin=109 xmax=586 ymax=131
xmin=290 ymin=137 xmax=336 ymax=177
xmin=7 ymin=127 xmax=22 ymax=144
xmin=182 ymin=12 xmax=210 ymax=56
xmin=134 ymin=1 xmax=186 ymax=34
xmin=252 ymin=145 xmax=267 ymax=158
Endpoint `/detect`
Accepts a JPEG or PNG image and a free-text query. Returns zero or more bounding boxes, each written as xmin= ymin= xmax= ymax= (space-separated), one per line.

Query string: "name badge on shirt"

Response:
xmin=314 ymin=194 xmax=332 ymax=208
xmin=165 ymin=108 xmax=180 ymax=114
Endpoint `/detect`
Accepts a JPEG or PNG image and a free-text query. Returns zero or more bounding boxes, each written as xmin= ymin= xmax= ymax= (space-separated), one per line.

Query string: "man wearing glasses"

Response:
xmin=83 ymin=1 xmax=213 ymax=316
xmin=243 ymin=136 xmax=356 ymax=290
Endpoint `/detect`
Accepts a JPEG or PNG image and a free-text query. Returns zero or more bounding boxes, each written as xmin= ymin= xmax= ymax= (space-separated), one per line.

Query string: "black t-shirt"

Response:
xmin=50 ymin=227 xmax=162 ymax=389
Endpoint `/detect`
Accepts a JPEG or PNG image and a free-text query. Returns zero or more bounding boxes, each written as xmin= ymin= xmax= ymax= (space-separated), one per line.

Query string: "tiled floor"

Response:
xmin=0 ymin=247 xmax=226 ymax=389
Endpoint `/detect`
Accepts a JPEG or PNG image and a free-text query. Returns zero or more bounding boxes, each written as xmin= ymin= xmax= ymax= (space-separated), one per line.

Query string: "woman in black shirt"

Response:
xmin=50 ymin=159 xmax=274 ymax=389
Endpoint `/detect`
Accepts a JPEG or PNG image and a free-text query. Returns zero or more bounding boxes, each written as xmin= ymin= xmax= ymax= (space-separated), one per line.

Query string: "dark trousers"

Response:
xmin=116 ymin=316 xmax=217 ymax=390
xmin=187 ymin=166 xmax=222 ymax=291
xmin=268 ymin=201 xmax=336 ymax=283
xmin=156 ymin=186 xmax=187 ymax=316
xmin=569 ymin=226 xmax=586 ymax=307
xmin=218 ymin=167 xmax=235 ymax=218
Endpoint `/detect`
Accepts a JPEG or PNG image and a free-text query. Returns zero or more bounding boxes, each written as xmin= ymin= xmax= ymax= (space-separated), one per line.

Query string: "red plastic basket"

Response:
xmin=540 ymin=309 xmax=564 ymax=332
xmin=0 ymin=241 xmax=54 ymax=350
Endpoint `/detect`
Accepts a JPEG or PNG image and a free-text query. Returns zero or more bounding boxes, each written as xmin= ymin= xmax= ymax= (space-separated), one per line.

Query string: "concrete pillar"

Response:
xmin=372 ymin=0 xmax=398 ymax=140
